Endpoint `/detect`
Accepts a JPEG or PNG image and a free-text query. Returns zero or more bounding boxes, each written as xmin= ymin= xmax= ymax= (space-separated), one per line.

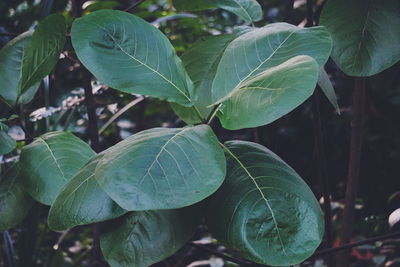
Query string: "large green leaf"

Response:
xmin=320 ymin=0 xmax=400 ymax=77
xmin=211 ymin=23 xmax=332 ymax=103
xmin=0 ymin=164 xmax=34 ymax=232
xmin=206 ymin=141 xmax=323 ymax=266
xmin=217 ymin=55 xmax=319 ymax=129
xmin=48 ymin=154 xmax=127 ymax=231
xmin=71 ymin=10 xmax=195 ymax=107
xmin=172 ymin=0 xmax=263 ymax=22
xmin=95 ymin=125 xmax=226 ymax=211
xmin=0 ymin=32 xmax=39 ymax=106
xmin=20 ymin=131 xmax=95 ymax=205
xmin=0 ymin=123 xmax=16 ymax=155
xmin=19 ymin=14 xmax=67 ymax=95
xmin=171 ymin=34 xmax=239 ymax=124
xmin=101 ymin=207 xmax=200 ymax=267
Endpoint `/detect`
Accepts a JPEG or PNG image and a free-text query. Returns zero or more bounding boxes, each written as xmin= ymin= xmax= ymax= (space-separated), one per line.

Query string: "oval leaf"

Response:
xmin=320 ymin=0 xmax=400 ymax=77
xmin=0 ymin=123 xmax=16 ymax=155
xmin=20 ymin=131 xmax=95 ymax=205
xmin=172 ymin=0 xmax=263 ymax=22
xmin=0 ymin=164 xmax=34 ymax=232
xmin=171 ymin=34 xmax=240 ymax=124
xmin=101 ymin=207 xmax=200 ymax=267
xmin=206 ymin=141 xmax=323 ymax=266
xmin=48 ymin=154 xmax=127 ymax=231
xmin=71 ymin=10 xmax=195 ymax=106
xmin=217 ymin=55 xmax=319 ymax=129
xmin=0 ymin=32 xmax=39 ymax=106
xmin=19 ymin=13 xmax=67 ymax=95
xmin=211 ymin=23 xmax=332 ymax=103
xmin=95 ymin=125 xmax=226 ymax=211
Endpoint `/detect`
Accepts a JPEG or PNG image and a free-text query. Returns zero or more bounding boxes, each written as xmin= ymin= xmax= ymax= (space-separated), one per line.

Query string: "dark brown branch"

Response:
xmin=123 ymin=0 xmax=147 ymax=12
xmin=283 ymin=0 xmax=295 ymax=23
xmin=336 ymin=77 xmax=366 ymax=267
xmin=314 ymin=231 xmax=400 ymax=257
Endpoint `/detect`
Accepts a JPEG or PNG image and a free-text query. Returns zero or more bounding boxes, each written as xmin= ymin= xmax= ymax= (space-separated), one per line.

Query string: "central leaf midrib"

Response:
xmin=92 ymin=22 xmax=192 ymax=103
xmin=39 ymin=137 xmax=67 ymax=181
xmin=222 ymin=144 xmax=288 ymax=256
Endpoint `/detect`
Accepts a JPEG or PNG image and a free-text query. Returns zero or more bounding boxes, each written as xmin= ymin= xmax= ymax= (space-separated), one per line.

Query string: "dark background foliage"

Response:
xmin=1 ymin=0 xmax=400 ymax=266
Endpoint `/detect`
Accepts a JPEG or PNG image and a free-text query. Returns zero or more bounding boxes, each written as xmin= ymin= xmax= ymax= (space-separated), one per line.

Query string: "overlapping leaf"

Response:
xmin=217 ymin=55 xmax=319 ymax=129
xmin=0 ymin=32 xmax=39 ymax=106
xmin=20 ymin=131 xmax=95 ymax=205
xmin=0 ymin=123 xmax=16 ymax=155
xmin=211 ymin=23 xmax=332 ymax=103
xmin=320 ymin=0 xmax=400 ymax=76
xmin=101 ymin=207 xmax=200 ymax=267
xmin=95 ymin=125 xmax=226 ymax=211
xmin=0 ymin=164 xmax=34 ymax=232
xmin=71 ymin=10 xmax=195 ymax=106
xmin=206 ymin=141 xmax=323 ymax=266
xmin=48 ymin=154 xmax=127 ymax=231
xmin=171 ymin=34 xmax=239 ymax=124
xmin=19 ymin=14 xmax=67 ymax=95
xmin=172 ymin=0 xmax=263 ymax=22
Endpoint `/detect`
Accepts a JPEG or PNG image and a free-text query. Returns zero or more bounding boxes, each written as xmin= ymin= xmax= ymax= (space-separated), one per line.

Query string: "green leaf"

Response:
xmin=0 ymin=164 xmax=34 ymax=232
xmin=71 ymin=10 xmax=195 ymax=107
xmin=95 ymin=125 xmax=226 ymax=211
xmin=211 ymin=23 xmax=332 ymax=104
xmin=20 ymin=131 xmax=95 ymax=205
xmin=217 ymin=55 xmax=319 ymax=130
xmin=101 ymin=207 xmax=200 ymax=267
xmin=172 ymin=0 xmax=263 ymax=22
xmin=19 ymin=14 xmax=67 ymax=96
xmin=0 ymin=123 xmax=16 ymax=155
xmin=0 ymin=32 xmax=39 ymax=106
xmin=318 ymin=68 xmax=340 ymax=114
xmin=48 ymin=154 xmax=127 ymax=231
xmin=171 ymin=34 xmax=239 ymax=124
xmin=206 ymin=141 xmax=324 ymax=266
xmin=320 ymin=0 xmax=400 ymax=77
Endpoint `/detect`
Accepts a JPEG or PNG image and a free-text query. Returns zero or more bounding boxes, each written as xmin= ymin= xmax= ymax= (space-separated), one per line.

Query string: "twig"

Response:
xmin=99 ymin=96 xmax=144 ymax=135
xmin=283 ymin=0 xmax=295 ymax=23
xmin=314 ymin=231 xmax=400 ymax=257
xmin=312 ymin=89 xmax=334 ymax=266
xmin=336 ymin=77 xmax=366 ymax=267
xmin=189 ymin=243 xmax=253 ymax=266
xmin=123 ymin=0 xmax=147 ymax=12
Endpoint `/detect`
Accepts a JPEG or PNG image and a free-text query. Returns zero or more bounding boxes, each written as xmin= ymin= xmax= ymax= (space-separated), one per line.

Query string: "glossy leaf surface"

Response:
xmin=101 ymin=208 xmax=199 ymax=267
xmin=211 ymin=23 xmax=332 ymax=103
xmin=320 ymin=0 xmax=400 ymax=76
xmin=206 ymin=141 xmax=324 ymax=266
xmin=95 ymin=125 xmax=226 ymax=211
xmin=0 ymin=32 xmax=39 ymax=105
xmin=72 ymin=10 xmax=195 ymax=106
xmin=48 ymin=154 xmax=127 ymax=231
xmin=0 ymin=164 xmax=34 ymax=232
xmin=172 ymin=0 xmax=263 ymax=22
xmin=20 ymin=131 xmax=95 ymax=205
xmin=217 ymin=55 xmax=319 ymax=129
xmin=19 ymin=14 xmax=67 ymax=95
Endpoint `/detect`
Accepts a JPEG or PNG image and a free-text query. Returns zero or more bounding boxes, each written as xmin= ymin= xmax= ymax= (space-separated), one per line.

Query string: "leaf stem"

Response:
xmin=207 ymin=104 xmax=221 ymax=125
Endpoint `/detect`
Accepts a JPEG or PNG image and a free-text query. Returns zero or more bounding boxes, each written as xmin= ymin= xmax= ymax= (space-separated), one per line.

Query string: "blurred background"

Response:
xmin=1 ymin=0 xmax=400 ymax=266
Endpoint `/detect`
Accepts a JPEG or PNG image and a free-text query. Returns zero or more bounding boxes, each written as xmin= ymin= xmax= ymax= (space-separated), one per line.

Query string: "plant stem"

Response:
xmin=207 ymin=104 xmax=221 ymax=125
xmin=314 ymin=231 xmax=400 ymax=257
xmin=123 ymin=0 xmax=147 ymax=12
xmin=2 ymin=231 xmax=16 ymax=267
xmin=284 ymin=0 xmax=294 ymax=23
xmin=336 ymin=77 xmax=366 ymax=267
xmin=83 ymin=70 xmax=100 ymax=152
xmin=312 ymin=89 xmax=333 ymax=266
